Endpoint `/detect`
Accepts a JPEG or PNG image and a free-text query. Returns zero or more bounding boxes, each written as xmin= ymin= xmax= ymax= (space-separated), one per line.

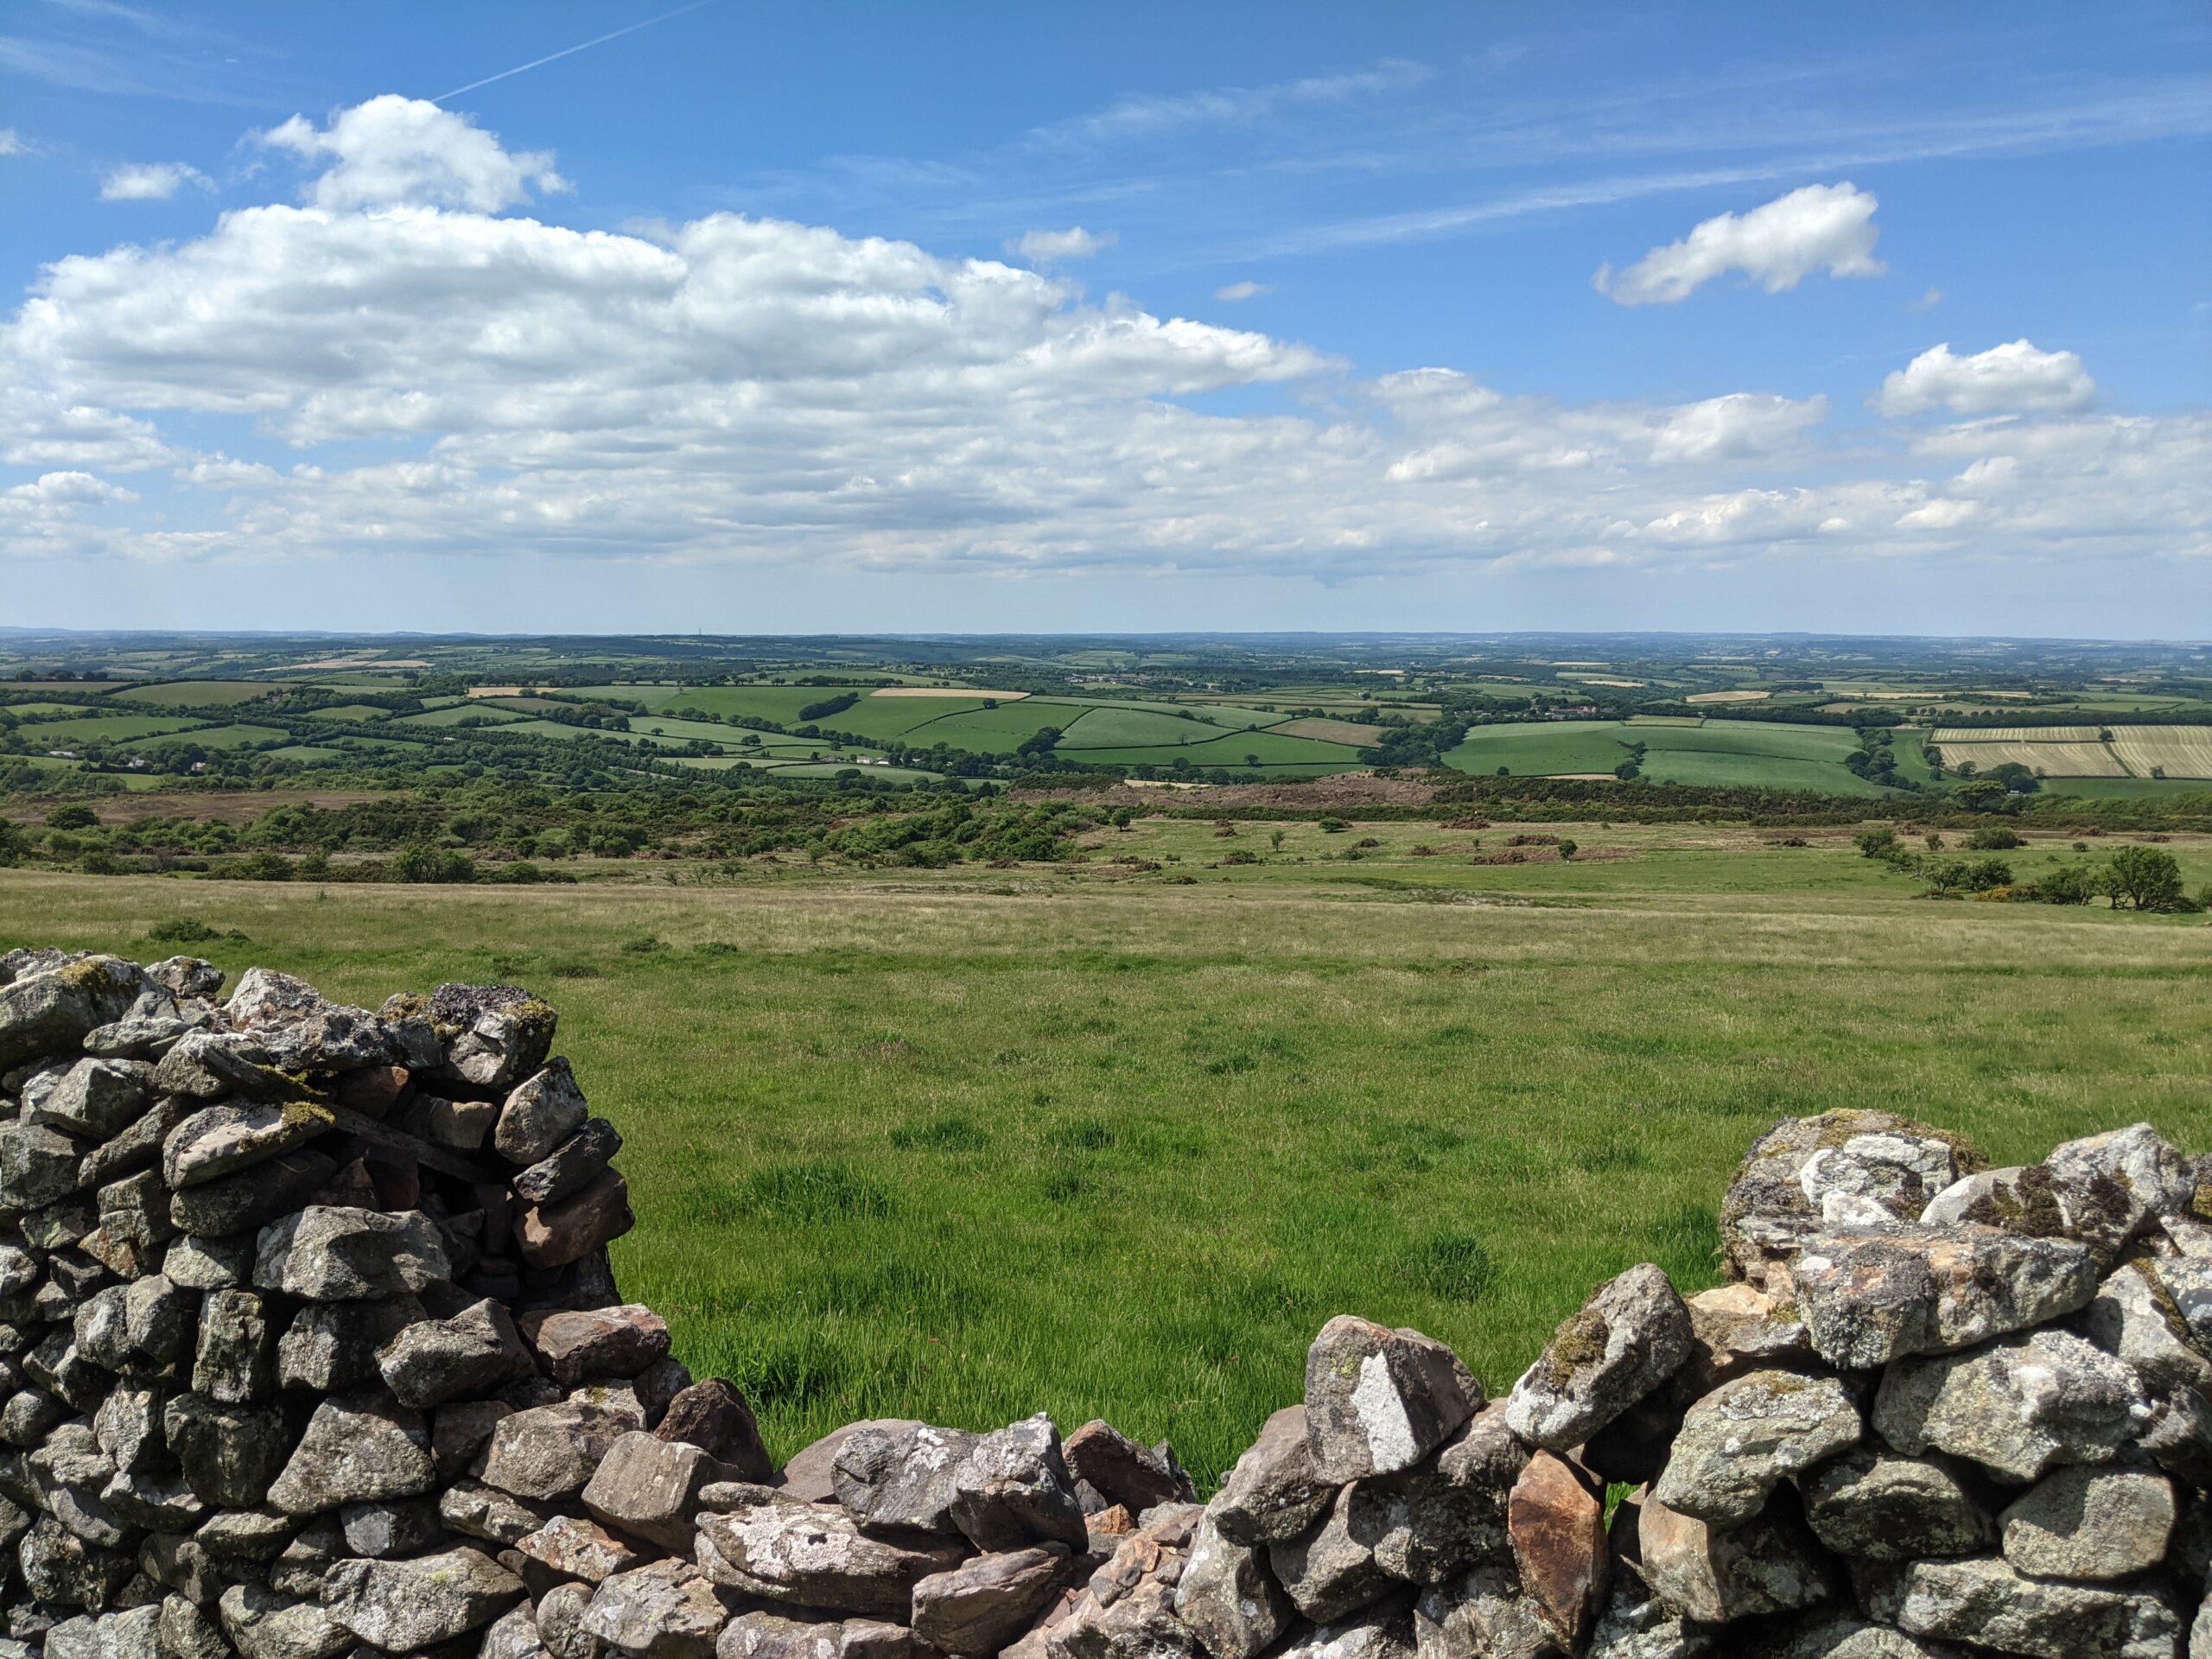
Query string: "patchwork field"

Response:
xmin=1441 ymin=717 xmax=1906 ymax=795
xmin=1933 ymin=724 xmax=2212 ymax=780
xmin=5 ymin=830 xmax=2206 ymax=1480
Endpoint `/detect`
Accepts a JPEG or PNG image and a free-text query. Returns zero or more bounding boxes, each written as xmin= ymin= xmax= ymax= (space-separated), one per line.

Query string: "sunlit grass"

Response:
xmin=3 ymin=823 xmax=2208 ymax=1483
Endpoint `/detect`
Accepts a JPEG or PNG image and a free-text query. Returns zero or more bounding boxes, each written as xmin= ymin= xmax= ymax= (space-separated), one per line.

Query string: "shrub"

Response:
xmin=2101 ymin=845 xmax=2187 ymax=912
xmin=45 ymin=805 xmax=99 ymax=830
xmin=1965 ymin=827 xmax=2022 ymax=850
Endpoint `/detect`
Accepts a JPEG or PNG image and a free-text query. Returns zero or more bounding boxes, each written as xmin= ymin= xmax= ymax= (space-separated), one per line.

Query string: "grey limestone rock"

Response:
xmin=1504 ymin=1267 xmax=1692 ymax=1453
xmin=264 ymin=1394 xmax=434 ymax=1514
xmin=1650 ymin=1370 xmax=1859 ymax=1526
xmin=1798 ymin=1446 xmax=1993 ymax=1563
xmin=1872 ymin=1327 xmax=2147 ymax=1484
xmin=1895 ymin=1555 xmax=2180 ymax=1659
xmin=1306 ymin=1317 xmax=1478 ymax=1483
xmin=914 ymin=1546 xmax=1075 ymax=1658
xmin=321 ymin=1545 xmax=525 ymax=1651
xmin=1999 ymin=1465 xmax=2177 ymax=1581
xmin=580 ymin=1560 xmax=736 ymax=1659
xmin=251 ymin=1206 xmax=448 ymax=1301
xmin=696 ymin=1483 xmax=969 ymax=1618
xmin=1208 ymin=1405 xmax=1334 ymax=1548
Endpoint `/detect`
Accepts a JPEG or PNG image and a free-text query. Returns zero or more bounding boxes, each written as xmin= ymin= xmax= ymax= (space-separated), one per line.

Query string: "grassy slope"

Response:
xmin=4 ymin=825 xmax=2208 ymax=1482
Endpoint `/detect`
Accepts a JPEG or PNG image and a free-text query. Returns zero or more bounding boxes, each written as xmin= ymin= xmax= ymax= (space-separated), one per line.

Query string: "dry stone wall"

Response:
xmin=0 ymin=953 xmax=2207 ymax=1659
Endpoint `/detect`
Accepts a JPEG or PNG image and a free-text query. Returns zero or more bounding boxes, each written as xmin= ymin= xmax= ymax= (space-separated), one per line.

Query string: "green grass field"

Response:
xmin=109 ymin=681 xmax=277 ymax=708
xmin=4 ymin=824 xmax=2207 ymax=1482
xmin=1444 ymin=718 xmax=1910 ymax=795
xmin=21 ymin=714 xmax=211 ymax=746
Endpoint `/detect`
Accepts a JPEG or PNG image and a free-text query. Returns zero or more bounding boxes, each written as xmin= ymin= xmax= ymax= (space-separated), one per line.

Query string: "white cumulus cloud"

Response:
xmin=99 ymin=162 xmax=210 ymax=201
xmin=1597 ymin=182 xmax=1886 ymax=306
xmin=1009 ymin=226 xmax=1116 ymax=264
xmin=1876 ymin=340 xmax=2095 ymax=417
xmin=0 ymin=98 xmax=2203 ymax=579
xmin=257 ymin=95 xmax=567 ymax=213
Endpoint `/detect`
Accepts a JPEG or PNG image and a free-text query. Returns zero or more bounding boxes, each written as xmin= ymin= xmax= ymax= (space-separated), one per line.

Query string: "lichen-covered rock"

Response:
xmin=0 ymin=957 xmax=147 ymax=1072
xmin=214 ymin=1585 xmax=348 ymax=1659
xmin=1872 ymin=1328 xmax=2146 ymax=1484
xmin=1355 ymin=1406 xmax=1527 ymax=1588
xmin=1790 ymin=1224 xmax=2096 ymax=1370
xmin=378 ymin=1297 xmax=536 ymax=1407
xmin=276 ymin=1296 xmax=423 ymax=1393
xmin=1208 ymin=1405 xmax=1334 ymax=1548
xmin=517 ymin=1514 xmax=645 ymax=1584
xmin=950 ymin=1413 xmax=1089 ymax=1552
xmin=1999 ymin=1465 xmax=2176 ymax=1580
xmin=321 ymin=1545 xmax=525 ymax=1651
xmin=1268 ymin=1481 xmax=1396 ymax=1625
xmin=40 ymin=1059 xmax=155 ymax=1141
xmin=1797 ymin=1446 xmax=1992 ymax=1563
xmin=1636 ymin=1494 xmax=1834 ymax=1625
xmin=696 ymin=1484 xmax=969 ymax=1617
xmin=420 ymin=986 xmax=558 ymax=1092
xmin=497 ymin=1061 xmax=591 ymax=1167
xmin=164 ymin=1395 xmax=291 ymax=1510
xmin=251 ymin=1206 xmax=448 ymax=1301
xmin=1505 ymin=1266 xmax=1693 ymax=1453
xmin=169 ymin=1149 xmax=337 ymax=1240
xmin=1306 ymin=1317 xmax=1477 ymax=1483
xmin=914 ymin=1545 xmax=1073 ymax=1657
xmin=1175 ymin=1517 xmax=1289 ymax=1659
xmin=582 ymin=1430 xmax=730 ymax=1552
xmin=1651 ymin=1370 xmax=1859 ymax=1525
xmin=1277 ymin=1599 xmax=1417 ymax=1659
xmin=832 ymin=1422 xmax=980 ymax=1535
xmin=2082 ymin=1260 xmax=2212 ymax=1395
xmin=581 ymin=1560 xmax=736 ymax=1659
xmin=1894 ymin=1555 xmax=2181 ymax=1659
xmin=476 ymin=1400 xmax=638 ymax=1502
xmin=162 ymin=1102 xmax=335 ymax=1192
xmin=1411 ymin=1567 xmax=1547 ymax=1659
xmin=1721 ymin=1112 xmax=1982 ymax=1284
xmin=265 ymin=1394 xmax=434 ymax=1513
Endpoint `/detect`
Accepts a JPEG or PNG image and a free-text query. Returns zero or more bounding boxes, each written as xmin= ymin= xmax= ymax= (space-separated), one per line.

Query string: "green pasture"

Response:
xmin=395 ymin=706 xmax=531 ymax=728
xmin=19 ymin=714 xmax=209 ymax=746
xmin=4 ymin=829 xmax=2208 ymax=1484
xmin=169 ymin=724 xmax=291 ymax=750
xmin=300 ymin=704 xmax=396 ymax=722
xmin=110 ymin=681 xmax=276 ymax=708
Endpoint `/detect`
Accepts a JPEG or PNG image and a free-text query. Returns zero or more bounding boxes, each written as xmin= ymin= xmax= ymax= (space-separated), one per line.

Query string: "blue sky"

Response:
xmin=1 ymin=1 xmax=2207 ymax=635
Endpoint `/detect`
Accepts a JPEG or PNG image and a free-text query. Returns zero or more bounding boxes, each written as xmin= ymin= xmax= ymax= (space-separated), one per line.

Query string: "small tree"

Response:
xmin=2101 ymin=844 xmax=2186 ymax=912
xmin=1924 ymin=832 xmax=1944 ymax=851
xmin=1557 ymin=839 xmax=1578 ymax=861
xmin=1269 ymin=829 xmax=1286 ymax=852
xmin=1855 ymin=828 xmax=1898 ymax=859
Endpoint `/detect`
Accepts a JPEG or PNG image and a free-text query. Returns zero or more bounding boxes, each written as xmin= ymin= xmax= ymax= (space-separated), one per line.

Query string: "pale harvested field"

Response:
xmin=1687 ymin=690 xmax=1770 ymax=703
xmin=2111 ymin=727 xmax=2212 ymax=779
xmin=1933 ymin=725 xmax=2212 ymax=779
xmin=1935 ymin=737 xmax=2128 ymax=777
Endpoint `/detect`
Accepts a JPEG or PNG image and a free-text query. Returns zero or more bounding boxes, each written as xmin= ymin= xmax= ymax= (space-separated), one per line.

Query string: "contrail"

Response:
xmin=433 ymin=2 xmax=712 ymax=103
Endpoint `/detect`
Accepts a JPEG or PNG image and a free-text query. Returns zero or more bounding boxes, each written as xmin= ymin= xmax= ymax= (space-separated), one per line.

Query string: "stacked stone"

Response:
xmin=0 ymin=949 xmax=696 ymax=1659
xmin=5 ymin=951 xmax=2212 ymax=1659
